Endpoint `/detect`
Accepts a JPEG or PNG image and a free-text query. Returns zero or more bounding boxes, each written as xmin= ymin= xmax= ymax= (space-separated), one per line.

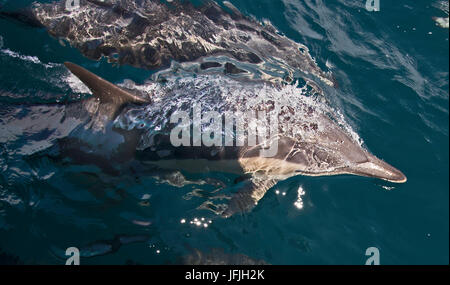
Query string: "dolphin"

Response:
xmin=2 ymin=0 xmax=335 ymax=86
xmin=56 ymin=62 xmax=406 ymax=218
xmin=182 ymin=247 xmax=268 ymax=265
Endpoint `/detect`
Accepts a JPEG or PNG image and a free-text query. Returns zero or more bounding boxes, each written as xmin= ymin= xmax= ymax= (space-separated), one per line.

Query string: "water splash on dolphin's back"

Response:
xmin=114 ymin=71 xmax=362 ymax=160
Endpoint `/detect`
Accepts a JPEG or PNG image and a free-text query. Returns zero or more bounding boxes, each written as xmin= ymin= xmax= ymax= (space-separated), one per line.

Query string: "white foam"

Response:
xmin=0 ymin=45 xmax=94 ymax=94
xmin=434 ymin=17 xmax=449 ymax=28
xmin=0 ymin=48 xmax=57 ymax=69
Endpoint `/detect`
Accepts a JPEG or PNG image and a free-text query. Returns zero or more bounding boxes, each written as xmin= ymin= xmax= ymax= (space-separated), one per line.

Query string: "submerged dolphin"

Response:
xmin=3 ymin=0 xmax=334 ymax=86
xmin=57 ymin=62 xmax=406 ymax=218
xmin=182 ymin=247 xmax=268 ymax=265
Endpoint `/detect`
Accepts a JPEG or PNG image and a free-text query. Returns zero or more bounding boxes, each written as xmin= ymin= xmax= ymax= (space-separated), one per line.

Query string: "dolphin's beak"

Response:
xmin=347 ymin=154 xmax=407 ymax=183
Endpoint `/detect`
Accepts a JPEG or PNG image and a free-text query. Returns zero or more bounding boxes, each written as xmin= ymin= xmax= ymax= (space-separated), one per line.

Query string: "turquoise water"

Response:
xmin=0 ymin=0 xmax=448 ymax=265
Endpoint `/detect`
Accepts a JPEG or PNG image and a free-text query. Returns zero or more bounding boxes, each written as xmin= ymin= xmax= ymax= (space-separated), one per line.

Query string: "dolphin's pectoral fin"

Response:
xmin=221 ymin=177 xmax=278 ymax=218
xmin=64 ymin=62 xmax=150 ymax=121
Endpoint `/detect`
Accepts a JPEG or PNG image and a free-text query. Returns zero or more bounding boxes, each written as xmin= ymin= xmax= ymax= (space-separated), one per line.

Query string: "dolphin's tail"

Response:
xmin=344 ymin=154 xmax=407 ymax=183
xmin=63 ymin=62 xmax=150 ymax=119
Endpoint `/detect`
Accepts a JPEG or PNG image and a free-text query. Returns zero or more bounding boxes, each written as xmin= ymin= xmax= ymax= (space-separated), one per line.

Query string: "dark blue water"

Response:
xmin=0 ymin=0 xmax=448 ymax=265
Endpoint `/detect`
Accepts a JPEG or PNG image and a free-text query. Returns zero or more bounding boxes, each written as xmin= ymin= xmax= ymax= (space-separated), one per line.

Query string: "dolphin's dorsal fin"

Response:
xmin=64 ymin=62 xmax=149 ymax=109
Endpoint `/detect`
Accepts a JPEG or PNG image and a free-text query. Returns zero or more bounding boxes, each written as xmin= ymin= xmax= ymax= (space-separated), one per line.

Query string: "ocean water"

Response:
xmin=0 ymin=0 xmax=448 ymax=265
